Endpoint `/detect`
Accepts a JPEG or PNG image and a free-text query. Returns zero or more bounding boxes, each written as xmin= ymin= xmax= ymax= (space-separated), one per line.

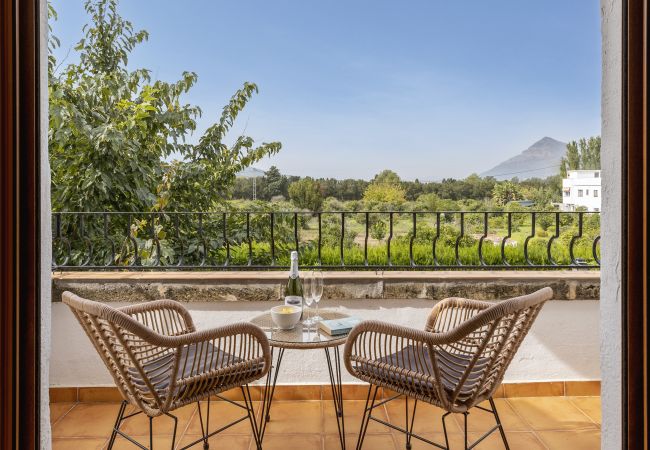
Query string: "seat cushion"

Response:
xmin=128 ymin=342 xmax=261 ymax=394
xmin=357 ymin=345 xmax=490 ymax=400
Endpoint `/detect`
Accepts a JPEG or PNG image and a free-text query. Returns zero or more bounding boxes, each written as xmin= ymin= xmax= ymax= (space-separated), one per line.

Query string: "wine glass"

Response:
xmin=311 ymin=270 xmax=324 ymax=322
xmin=302 ymin=273 xmax=315 ymax=327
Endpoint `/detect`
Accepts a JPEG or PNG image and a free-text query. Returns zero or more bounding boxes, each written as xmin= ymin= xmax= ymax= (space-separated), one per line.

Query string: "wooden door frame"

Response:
xmin=623 ymin=0 xmax=648 ymax=448
xmin=0 ymin=0 xmax=648 ymax=448
xmin=0 ymin=0 xmax=41 ymax=448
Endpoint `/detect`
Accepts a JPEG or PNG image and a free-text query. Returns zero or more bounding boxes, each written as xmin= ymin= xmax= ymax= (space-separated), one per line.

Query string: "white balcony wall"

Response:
xmin=50 ymin=298 xmax=600 ymax=387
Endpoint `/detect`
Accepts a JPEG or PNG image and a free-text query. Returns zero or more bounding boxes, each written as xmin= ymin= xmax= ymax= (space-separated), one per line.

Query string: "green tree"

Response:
xmin=288 ymin=178 xmax=323 ymax=210
xmin=49 ymin=0 xmax=280 ymax=212
xmin=363 ymin=170 xmax=406 ymax=204
xmin=492 ymin=181 xmax=523 ymax=206
xmin=263 ymin=166 xmax=286 ymax=199
xmin=372 ymin=169 xmax=401 ymax=185
xmin=416 ymin=192 xmax=441 ymax=211
xmin=363 ymin=183 xmax=406 ymax=204
xmin=369 ymin=220 xmax=387 ymax=241
xmin=560 ymin=136 xmax=600 ymax=177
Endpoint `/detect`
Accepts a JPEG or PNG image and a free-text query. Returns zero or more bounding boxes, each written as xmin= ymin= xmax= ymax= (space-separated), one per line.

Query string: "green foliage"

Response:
xmin=416 ymin=193 xmax=441 ymax=211
xmin=363 ymin=183 xmax=406 ymax=204
xmin=288 ymin=178 xmax=323 ymax=211
xmin=560 ymin=136 xmax=601 ymax=176
xmin=372 ymin=169 xmax=401 ymax=185
xmin=491 ymin=181 xmax=523 ymax=206
xmin=369 ymin=220 xmax=387 ymax=241
xmin=49 ymin=0 xmax=280 ymax=212
xmin=263 ymin=166 xmax=286 ymax=199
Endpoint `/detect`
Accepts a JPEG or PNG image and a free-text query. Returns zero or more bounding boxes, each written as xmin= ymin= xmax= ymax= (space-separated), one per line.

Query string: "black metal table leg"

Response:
xmin=258 ymin=347 xmax=285 ymax=442
xmin=324 ymin=346 xmax=346 ymax=450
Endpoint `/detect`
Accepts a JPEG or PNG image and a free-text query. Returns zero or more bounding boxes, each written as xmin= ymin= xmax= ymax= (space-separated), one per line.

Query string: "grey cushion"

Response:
xmin=359 ymin=345 xmax=489 ymax=397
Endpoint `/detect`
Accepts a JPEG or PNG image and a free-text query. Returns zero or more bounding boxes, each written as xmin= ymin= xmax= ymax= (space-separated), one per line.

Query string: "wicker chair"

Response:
xmin=344 ymin=287 xmax=553 ymax=450
xmin=62 ymin=291 xmax=271 ymax=450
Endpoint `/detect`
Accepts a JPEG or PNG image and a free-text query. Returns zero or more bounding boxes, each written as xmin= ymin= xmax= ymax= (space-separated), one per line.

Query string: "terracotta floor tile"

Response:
xmin=506 ymin=397 xmax=598 ymax=431
xmin=110 ymin=435 xmax=177 ymax=449
xmin=178 ymin=434 xmax=252 ymax=450
xmin=324 ymin=433 xmax=397 ymax=450
xmin=185 ymin=400 xmax=260 ymax=436
xmin=51 ymin=438 xmax=106 ymax=450
xmin=323 ymin=400 xmax=390 ymax=435
xmin=47 ymin=397 xmax=602 ymax=449
xmin=260 ymin=434 xmax=321 ymax=450
xmin=404 ymin=431 xmax=545 ymax=450
xmin=405 ymin=433 xmax=465 ymax=450
xmin=384 ymin=399 xmax=461 ymax=435
xmin=568 ymin=397 xmax=601 ymax=425
xmin=466 ymin=431 xmax=546 ymax=450
xmin=451 ymin=399 xmax=531 ymax=433
xmin=50 ymin=403 xmax=76 ymax=425
xmin=263 ymin=401 xmax=323 ymax=434
xmin=119 ymin=403 xmax=196 ymax=437
xmin=273 ymin=384 xmax=322 ymax=401
xmin=52 ymin=403 xmax=122 ymax=438
xmin=537 ymin=429 xmax=601 ymax=450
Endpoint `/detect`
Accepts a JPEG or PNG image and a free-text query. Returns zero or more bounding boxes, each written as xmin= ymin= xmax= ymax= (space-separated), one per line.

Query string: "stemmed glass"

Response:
xmin=302 ymin=273 xmax=316 ymax=327
xmin=311 ymin=271 xmax=324 ymax=322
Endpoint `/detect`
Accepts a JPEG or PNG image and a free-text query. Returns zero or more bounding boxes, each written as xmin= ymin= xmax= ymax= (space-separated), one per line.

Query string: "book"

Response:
xmin=318 ymin=317 xmax=362 ymax=336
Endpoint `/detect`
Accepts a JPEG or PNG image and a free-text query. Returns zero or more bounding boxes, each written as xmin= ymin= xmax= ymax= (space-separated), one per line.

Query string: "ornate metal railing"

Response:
xmin=51 ymin=211 xmax=600 ymax=270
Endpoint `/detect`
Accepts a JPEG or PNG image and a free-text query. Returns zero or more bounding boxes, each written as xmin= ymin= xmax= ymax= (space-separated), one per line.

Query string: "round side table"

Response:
xmin=250 ymin=310 xmax=352 ymax=450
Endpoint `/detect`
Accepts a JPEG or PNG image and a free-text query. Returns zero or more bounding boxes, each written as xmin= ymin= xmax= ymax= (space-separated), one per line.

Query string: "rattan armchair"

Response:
xmin=344 ymin=287 xmax=553 ymax=450
xmin=62 ymin=291 xmax=271 ymax=450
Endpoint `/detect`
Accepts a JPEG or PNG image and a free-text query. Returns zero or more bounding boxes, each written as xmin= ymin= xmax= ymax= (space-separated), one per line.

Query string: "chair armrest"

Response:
xmin=344 ymin=320 xmax=438 ymax=372
xmin=118 ymin=299 xmax=196 ymax=335
xmin=344 ymin=320 xmax=444 ymax=399
xmin=170 ymin=322 xmax=272 ymax=384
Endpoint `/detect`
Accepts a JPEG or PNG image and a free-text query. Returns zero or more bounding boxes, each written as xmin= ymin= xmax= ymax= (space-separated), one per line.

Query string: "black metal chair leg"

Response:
xmin=149 ymin=416 xmax=154 ymax=450
xmin=164 ymin=412 xmax=178 ymax=450
xmin=463 ymin=412 xmax=469 ymax=450
xmin=107 ymin=400 xmax=127 ymax=450
xmin=242 ymin=385 xmax=262 ymax=450
xmin=489 ymin=397 xmax=511 ymax=450
xmin=196 ymin=399 xmax=210 ymax=450
xmin=356 ymin=385 xmax=379 ymax=450
xmin=404 ymin=397 xmax=417 ymax=450
xmin=441 ymin=412 xmax=451 ymax=450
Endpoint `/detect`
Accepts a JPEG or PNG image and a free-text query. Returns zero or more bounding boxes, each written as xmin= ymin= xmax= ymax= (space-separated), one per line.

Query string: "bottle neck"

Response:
xmin=289 ymin=258 xmax=299 ymax=279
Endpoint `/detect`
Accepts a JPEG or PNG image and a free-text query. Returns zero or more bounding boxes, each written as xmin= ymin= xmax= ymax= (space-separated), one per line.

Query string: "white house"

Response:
xmin=561 ymin=169 xmax=602 ymax=212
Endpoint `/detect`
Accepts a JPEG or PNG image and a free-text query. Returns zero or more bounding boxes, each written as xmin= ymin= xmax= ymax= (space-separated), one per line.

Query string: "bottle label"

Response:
xmin=284 ymin=295 xmax=302 ymax=306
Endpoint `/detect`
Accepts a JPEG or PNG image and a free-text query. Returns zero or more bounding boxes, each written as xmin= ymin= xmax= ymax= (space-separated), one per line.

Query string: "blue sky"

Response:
xmin=51 ymin=1 xmax=601 ymax=181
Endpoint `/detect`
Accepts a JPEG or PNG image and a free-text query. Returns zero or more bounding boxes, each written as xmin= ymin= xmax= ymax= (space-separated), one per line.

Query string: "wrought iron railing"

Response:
xmin=52 ymin=211 xmax=600 ymax=270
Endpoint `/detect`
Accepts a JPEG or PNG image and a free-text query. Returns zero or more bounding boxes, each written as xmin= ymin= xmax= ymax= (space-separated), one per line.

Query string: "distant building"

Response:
xmin=561 ymin=170 xmax=601 ymax=212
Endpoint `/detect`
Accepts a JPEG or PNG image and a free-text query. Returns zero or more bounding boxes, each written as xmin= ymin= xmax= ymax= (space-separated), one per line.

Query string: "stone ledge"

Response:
xmin=51 ymin=270 xmax=600 ymax=302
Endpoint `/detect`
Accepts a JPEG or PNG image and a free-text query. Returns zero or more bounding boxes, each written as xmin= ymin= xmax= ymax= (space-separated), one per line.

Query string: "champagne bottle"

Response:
xmin=284 ymin=251 xmax=303 ymax=318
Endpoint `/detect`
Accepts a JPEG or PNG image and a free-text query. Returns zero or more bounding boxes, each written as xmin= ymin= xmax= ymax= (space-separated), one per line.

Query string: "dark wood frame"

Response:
xmin=0 ymin=0 xmax=648 ymax=448
xmin=0 ymin=0 xmax=41 ymax=448
xmin=623 ymin=0 xmax=649 ymax=448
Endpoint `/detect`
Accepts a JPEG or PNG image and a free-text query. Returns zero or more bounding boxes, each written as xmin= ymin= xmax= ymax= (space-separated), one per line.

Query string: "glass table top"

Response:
xmin=250 ymin=309 xmax=351 ymax=349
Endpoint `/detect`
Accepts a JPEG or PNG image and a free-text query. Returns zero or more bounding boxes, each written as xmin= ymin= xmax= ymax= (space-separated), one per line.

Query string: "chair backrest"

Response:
xmin=425 ymin=287 xmax=552 ymax=409
xmin=62 ymin=292 xmax=191 ymax=416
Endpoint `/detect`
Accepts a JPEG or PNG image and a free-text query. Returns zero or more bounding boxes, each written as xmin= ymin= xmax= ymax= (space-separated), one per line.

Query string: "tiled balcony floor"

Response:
xmin=51 ymin=396 xmax=601 ymax=450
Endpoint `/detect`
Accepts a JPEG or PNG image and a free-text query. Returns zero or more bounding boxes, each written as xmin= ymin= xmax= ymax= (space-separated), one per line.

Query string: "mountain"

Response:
xmin=481 ymin=137 xmax=567 ymax=180
xmin=237 ymin=167 xmax=266 ymax=178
